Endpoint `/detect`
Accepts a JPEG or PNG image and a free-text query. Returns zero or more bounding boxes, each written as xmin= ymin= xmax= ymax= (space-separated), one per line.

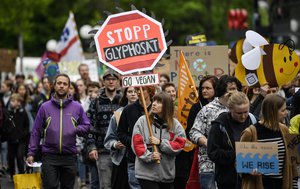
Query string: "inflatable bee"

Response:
xmin=230 ymin=30 xmax=300 ymax=87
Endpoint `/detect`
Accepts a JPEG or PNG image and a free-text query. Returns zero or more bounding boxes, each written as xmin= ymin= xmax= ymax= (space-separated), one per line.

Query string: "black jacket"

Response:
xmin=117 ymin=100 xmax=151 ymax=163
xmin=2 ymin=106 xmax=29 ymax=143
xmin=207 ymin=112 xmax=255 ymax=189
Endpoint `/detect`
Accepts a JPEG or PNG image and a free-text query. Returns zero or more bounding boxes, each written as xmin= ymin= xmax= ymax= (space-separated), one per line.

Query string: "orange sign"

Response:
xmin=94 ymin=10 xmax=167 ymax=75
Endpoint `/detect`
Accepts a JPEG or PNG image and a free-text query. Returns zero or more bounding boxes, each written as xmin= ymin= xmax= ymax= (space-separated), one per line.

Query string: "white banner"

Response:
xmin=121 ymin=73 xmax=160 ymax=87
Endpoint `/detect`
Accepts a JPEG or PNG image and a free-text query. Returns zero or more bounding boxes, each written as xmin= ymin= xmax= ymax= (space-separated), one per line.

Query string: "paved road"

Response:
xmin=0 ymin=174 xmax=87 ymax=189
xmin=0 ymin=173 xmax=13 ymax=189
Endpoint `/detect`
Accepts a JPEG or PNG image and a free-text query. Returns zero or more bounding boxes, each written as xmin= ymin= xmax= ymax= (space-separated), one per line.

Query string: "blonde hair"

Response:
xmin=10 ymin=93 xmax=24 ymax=102
xmin=227 ymin=91 xmax=249 ymax=110
xmin=261 ymin=94 xmax=286 ymax=131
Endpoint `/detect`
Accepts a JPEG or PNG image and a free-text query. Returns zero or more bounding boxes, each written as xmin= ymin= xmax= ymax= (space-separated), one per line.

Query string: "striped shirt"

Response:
xmin=256 ymin=123 xmax=285 ymax=179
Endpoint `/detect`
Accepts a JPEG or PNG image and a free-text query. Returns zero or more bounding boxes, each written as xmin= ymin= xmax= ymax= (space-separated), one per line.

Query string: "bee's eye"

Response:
xmin=289 ymin=56 xmax=292 ymax=61
xmin=284 ymin=57 xmax=287 ymax=63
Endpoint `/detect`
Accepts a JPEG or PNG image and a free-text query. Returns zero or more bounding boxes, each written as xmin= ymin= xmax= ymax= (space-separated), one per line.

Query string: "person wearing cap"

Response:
xmin=87 ymin=69 xmax=122 ymax=189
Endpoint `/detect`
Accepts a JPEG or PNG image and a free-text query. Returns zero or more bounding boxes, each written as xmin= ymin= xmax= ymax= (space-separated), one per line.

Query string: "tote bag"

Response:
xmin=13 ymin=172 xmax=42 ymax=189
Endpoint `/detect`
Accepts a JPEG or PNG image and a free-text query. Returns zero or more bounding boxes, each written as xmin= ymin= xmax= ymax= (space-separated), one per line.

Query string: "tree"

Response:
xmin=0 ymin=0 xmax=253 ymax=57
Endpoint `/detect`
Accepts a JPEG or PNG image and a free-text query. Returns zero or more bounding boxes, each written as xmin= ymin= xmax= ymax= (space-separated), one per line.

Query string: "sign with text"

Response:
xmin=235 ymin=142 xmax=279 ymax=174
xmin=170 ymin=46 xmax=229 ymax=86
xmin=286 ymin=134 xmax=300 ymax=165
xmin=94 ymin=10 xmax=167 ymax=75
xmin=121 ymin=73 xmax=160 ymax=87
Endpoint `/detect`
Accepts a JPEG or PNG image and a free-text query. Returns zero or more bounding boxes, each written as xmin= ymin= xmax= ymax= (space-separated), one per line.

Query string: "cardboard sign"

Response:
xmin=0 ymin=49 xmax=17 ymax=72
xmin=121 ymin=73 xmax=160 ymax=87
xmin=286 ymin=134 xmax=300 ymax=165
xmin=170 ymin=46 xmax=229 ymax=86
xmin=235 ymin=142 xmax=279 ymax=174
xmin=94 ymin=10 xmax=167 ymax=75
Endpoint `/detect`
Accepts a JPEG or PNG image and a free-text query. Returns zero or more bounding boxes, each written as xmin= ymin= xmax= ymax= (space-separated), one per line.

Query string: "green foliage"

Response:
xmin=0 ymin=0 xmax=253 ymax=56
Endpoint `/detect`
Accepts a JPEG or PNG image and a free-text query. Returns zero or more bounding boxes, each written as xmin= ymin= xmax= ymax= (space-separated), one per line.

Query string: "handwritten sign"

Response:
xmin=121 ymin=73 xmax=160 ymax=87
xmin=170 ymin=46 xmax=229 ymax=86
xmin=286 ymin=134 xmax=300 ymax=165
xmin=235 ymin=142 xmax=279 ymax=174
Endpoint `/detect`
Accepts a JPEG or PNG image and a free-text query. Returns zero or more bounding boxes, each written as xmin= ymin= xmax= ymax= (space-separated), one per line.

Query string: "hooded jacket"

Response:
xmin=28 ymin=95 xmax=90 ymax=156
xmin=132 ymin=115 xmax=186 ymax=183
xmin=207 ymin=112 xmax=256 ymax=188
xmin=87 ymin=88 xmax=121 ymax=153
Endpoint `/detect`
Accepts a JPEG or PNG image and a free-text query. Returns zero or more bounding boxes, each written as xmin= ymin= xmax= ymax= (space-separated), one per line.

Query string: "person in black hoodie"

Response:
xmin=207 ymin=91 xmax=257 ymax=189
xmin=3 ymin=93 xmax=29 ymax=179
xmin=117 ymin=86 xmax=156 ymax=189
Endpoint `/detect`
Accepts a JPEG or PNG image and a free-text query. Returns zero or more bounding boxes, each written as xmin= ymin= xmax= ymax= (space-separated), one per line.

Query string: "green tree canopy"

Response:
xmin=0 ymin=0 xmax=253 ymax=56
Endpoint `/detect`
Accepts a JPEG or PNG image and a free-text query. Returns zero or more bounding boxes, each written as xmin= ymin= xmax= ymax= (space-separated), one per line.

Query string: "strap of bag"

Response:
xmin=249 ymin=113 xmax=257 ymax=125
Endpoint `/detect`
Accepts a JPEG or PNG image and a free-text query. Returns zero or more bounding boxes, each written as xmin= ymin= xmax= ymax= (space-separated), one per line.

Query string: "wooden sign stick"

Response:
xmin=139 ymin=86 xmax=160 ymax=164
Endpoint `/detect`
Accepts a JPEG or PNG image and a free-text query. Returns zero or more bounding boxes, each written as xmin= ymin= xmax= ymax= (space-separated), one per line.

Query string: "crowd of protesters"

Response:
xmin=0 ymin=63 xmax=300 ymax=189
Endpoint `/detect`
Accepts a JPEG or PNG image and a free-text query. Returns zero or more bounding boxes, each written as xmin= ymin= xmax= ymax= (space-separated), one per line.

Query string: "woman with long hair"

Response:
xmin=131 ymin=92 xmax=186 ymax=189
xmin=240 ymin=94 xmax=297 ymax=189
xmin=187 ymin=75 xmax=218 ymax=129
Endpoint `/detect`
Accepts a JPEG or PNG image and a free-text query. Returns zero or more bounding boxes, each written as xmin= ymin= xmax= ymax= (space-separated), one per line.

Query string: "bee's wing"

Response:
xmin=241 ymin=46 xmax=261 ymax=70
xmin=245 ymin=30 xmax=269 ymax=47
xmin=242 ymin=39 xmax=253 ymax=54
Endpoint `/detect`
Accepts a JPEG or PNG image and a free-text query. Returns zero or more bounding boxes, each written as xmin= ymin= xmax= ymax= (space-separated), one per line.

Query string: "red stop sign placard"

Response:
xmin=94 ymin=10 xmax=167 ymax=75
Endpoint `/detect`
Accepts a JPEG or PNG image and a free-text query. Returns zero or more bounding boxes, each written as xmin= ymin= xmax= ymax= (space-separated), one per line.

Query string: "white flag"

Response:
xmin=56 ymin=11 xmax=85 ymax=62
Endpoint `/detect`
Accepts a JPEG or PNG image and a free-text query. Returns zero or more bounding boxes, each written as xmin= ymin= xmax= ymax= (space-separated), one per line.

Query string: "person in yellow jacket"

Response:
xmin=289 ymin=114 xmax=300 ymax=134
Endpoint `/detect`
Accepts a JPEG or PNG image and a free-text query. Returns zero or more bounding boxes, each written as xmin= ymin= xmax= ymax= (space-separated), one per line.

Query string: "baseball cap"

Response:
xmin=102 ymin=69 xmax=119 ymax=80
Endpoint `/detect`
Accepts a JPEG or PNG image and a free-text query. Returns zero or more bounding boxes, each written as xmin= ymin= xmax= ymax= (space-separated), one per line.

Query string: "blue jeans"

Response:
xmin=77 ymin=157 xmax=86 ymax=183
xmin=88 ymin=162 xmax=99 ymax=189
xmin=200 ymin=172 xmax=216 ymax=189
xmin=127 ymin=162 xmax=141 ymax=189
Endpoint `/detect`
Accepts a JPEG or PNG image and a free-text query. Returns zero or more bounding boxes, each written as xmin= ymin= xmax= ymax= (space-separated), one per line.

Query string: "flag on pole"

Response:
xmin=35 ymin=52 xmax=48 ymax=79
xmin=177 ymin=51 xmax=198 ymax=152
xmin=56 ymin=11 xmax=85 ymax=62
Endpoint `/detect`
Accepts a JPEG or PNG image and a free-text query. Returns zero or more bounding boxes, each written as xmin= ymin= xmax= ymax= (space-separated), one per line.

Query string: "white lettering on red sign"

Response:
xmin=107 ymin=24 xmax=151 ymax=45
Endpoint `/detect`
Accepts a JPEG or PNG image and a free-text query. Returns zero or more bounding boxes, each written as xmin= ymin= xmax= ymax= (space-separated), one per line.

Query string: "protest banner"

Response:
xmin=94 ymin=9 xmax=168 ymax=163
xmin=170 ymin=46 xmax=229 ymax=86
xmin=0 ymin=49 xmax=17 ymax=72
xmin=94 ymin=10 xmax=167 ymax=75
xmin=235 ymin=142 xmax=279 ymax=174
xmin=286 ymin=134 xmax=300 ymax=165
xmin=177 ymin=51 xmax=197 ymax=152
xmin=121 ymin=73 xmax=160 ymax=87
